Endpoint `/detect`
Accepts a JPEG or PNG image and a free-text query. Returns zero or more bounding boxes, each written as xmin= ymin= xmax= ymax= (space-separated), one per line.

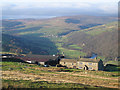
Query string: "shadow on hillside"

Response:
xmin=19 ymin=33 xmax=59 ymax=55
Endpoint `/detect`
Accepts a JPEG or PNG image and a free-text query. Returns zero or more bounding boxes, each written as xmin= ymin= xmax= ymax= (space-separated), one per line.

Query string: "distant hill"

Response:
xmin=2 ymin=15 xmax=117 ymax=36
xmin=2 ymin=15 xmax=118 ymax=60
xmin=64 ymin=15 xmax=117 ymax=24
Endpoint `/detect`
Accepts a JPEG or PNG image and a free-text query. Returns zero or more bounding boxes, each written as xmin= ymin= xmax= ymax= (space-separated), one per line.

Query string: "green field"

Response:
xmin=55 ymin=43 xmax=86 ymax=58
xmin=68 ymin=44 xmax=82 ymax=50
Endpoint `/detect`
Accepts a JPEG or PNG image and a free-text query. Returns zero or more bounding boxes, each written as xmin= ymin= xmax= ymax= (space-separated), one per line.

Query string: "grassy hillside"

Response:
xmin=65 ymin=22 xmax=118 ymax=61
xmin=2 ymin=61 xmax=119 ymax=88
xmin=2 ymin=15 xmax=118 ymax=60
xmin=2 ymin=34 xmax=58 ymax=55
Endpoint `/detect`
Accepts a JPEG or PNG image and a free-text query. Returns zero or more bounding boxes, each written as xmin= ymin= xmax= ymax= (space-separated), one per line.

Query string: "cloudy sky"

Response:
xmin=1 ymin=0 xmax=119 ymax=19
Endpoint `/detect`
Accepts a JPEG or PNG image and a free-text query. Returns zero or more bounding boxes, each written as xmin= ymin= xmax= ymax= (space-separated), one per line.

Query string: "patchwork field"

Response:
xmin=2 ymin=15 xmax=118 ymax=61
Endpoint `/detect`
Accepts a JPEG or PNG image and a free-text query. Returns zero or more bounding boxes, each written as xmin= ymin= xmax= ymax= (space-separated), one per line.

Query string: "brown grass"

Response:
xmin=2 ymin=68 xmax=119 ymax=88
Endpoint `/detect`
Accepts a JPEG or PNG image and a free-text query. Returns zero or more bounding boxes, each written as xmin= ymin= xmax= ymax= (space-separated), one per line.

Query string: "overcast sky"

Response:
xmin=1 ymin=0 xmax=119 ymax=19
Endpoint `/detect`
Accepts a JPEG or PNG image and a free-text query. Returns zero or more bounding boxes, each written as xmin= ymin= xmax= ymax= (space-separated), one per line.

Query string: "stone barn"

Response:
xmin=60 ymin=57 xmax=104 ymax=71
xmin=60 ymin=59 xmax=77 ymax=68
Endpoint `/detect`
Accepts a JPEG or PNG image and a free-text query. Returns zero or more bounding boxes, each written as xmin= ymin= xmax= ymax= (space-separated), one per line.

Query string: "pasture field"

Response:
xmin=68 ymin=45 xmax=82 ymax=50
xmin=55 ymin=43 xmax=86 ymax=58
xmin=1 ymin=61 xmax=119 ymax=89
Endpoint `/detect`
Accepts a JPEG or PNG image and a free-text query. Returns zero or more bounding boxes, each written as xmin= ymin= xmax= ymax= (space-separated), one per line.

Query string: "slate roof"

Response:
xmin=2 ymin=54 xmax=13 ymax=56
xmin=60 ymin=58 xmax=100 ymax=63
xmin=60 ymin=58 xmax=77 ymax=63
xmin=78 ymin=58 xmax=100 ymax=63
xmin=16 ymin=55 xmax=58 ymax=62
xmin=26 ymin=55 xmax=58 ymax=59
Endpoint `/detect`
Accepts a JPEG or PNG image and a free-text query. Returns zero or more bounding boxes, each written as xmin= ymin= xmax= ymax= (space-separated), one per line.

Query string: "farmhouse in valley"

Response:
xmin=77 ymin=57 xmax=104 ymax=70
xmin=1 ymin=53 xmax=104 ymax=70
xmin=60 ymin=56 xmax=104 ymax=71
